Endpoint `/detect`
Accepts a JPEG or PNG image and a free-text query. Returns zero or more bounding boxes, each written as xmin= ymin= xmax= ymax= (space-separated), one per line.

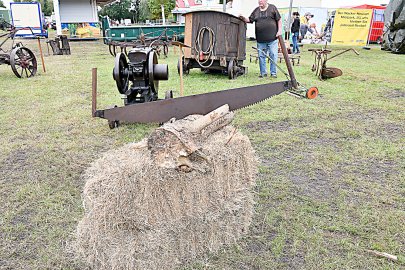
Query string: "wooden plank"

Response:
xmin=184 ymin=13 xmax=193 ymax=58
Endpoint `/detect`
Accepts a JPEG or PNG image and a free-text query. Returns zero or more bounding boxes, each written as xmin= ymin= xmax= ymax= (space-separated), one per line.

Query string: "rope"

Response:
xmin=195 ymin=26 xmax=215 ymax=68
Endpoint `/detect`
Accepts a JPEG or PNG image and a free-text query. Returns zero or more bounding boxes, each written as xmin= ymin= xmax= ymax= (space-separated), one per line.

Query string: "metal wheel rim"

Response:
xmin=228 ymin=59 xmax=235 ymax=79
xmin=113 ymin=53 xmax=129 ymax=94
xmin=10 ymin=47 xmax=37 ymax=78
xmin=148 ymin=50 xmax=158 ymax=94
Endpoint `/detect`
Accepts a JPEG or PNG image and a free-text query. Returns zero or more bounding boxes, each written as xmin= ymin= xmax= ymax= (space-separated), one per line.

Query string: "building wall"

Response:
xmin=59 ymin=0 xmax=98 ymax=23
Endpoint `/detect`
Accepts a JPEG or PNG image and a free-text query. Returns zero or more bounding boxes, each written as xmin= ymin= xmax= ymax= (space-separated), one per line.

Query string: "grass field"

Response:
xmin=0 ymin=34 xmax=404 ymax=269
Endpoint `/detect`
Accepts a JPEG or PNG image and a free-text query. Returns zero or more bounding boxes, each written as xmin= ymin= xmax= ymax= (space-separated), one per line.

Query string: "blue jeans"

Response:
xmin=257 ymin=40 xmax=278 ymax=76
xmin=292 ymin=32 xmax=300 ymax=53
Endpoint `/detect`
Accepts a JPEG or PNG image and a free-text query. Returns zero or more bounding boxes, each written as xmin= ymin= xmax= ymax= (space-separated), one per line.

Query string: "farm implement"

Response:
xmin=92 ymin=36 xmax=318 ymax=128
xmin=0 ymin=19 xmax=37 ymax=78
xmin=309 ymin=44 xmax=359 ymax=80
xmin=106 ymin=28 xmax=174 ymax=58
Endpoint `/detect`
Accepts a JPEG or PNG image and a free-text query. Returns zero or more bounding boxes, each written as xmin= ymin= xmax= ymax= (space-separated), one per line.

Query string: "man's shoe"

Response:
xmin=271 ymin=74 xmax=277 ymax=78
xmin=259 ymin=74 xmax=268 ymax=78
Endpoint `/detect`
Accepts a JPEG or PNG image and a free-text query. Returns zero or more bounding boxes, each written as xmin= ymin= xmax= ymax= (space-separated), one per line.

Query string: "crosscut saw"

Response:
xmin=92 ymin=36 xmax=318 ymax=128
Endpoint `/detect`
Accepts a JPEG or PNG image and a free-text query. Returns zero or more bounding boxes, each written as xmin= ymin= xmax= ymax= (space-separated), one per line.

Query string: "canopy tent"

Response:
xmin=351 ymin=4 xmax=386 ymax=42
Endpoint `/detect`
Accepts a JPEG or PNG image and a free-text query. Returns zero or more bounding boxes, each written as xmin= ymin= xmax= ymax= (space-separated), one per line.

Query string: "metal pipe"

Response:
xmin=286 ymin=0 xmax=294 ymax=40
xmin=278 ymin=35 xmax=298 ymax=89
xmin=92 ymin=68 xmax=97 ymax=117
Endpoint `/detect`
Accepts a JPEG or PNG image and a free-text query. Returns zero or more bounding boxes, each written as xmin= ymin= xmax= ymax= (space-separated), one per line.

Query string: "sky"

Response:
xmin=2 ymin=0 xmax=391 ymax=9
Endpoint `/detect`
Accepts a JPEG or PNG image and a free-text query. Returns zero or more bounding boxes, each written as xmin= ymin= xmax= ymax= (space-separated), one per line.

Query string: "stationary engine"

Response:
xmin=113 ymin=48 xmax=168 ymax=105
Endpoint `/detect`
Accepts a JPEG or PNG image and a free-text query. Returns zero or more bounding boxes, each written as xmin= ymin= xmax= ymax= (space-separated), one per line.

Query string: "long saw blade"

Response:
xmin=96 ymin=81 xmax=291 ymax=124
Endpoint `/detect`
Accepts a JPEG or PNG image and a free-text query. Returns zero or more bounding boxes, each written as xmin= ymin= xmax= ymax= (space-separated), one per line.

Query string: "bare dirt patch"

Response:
xmin=383 ymin=88 xmax=405 ymax=99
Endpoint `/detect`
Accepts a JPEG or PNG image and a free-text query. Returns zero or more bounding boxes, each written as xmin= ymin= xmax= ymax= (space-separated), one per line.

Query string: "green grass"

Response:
xmin=0 ymin=34 xmax=404 ymax=269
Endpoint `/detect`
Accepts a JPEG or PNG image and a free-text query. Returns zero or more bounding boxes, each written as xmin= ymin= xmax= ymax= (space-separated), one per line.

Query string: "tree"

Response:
xmin=147 ymin=0 xmax=175 ymax=20
xmin=138 ymin=0 xmax=151 ymax=22
xmin=43 ymin=0 xmax=54 ymax=16
xmin=99 ymin=0 xmax=133 ymax=22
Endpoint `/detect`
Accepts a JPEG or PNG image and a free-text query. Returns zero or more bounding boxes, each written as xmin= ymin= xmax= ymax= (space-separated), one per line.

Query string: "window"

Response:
xmin=374 ymin=10 xmax=384 ymax=22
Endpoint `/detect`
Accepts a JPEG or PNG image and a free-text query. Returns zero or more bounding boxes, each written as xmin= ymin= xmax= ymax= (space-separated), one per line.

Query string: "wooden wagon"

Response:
xmin=180 ymin=10 xmax=247 ymax=79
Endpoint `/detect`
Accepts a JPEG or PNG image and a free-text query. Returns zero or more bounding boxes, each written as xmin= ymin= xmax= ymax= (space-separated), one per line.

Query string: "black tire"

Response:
xmin=108 ymin=120 xmax=119 ymax=129
xmin=165 ymin=90 xmax=173 ymax=99
xmin=227 ymin=59 xmax=236 ymax=80
xmin=177 ymin=58 xmax=188 ymax=75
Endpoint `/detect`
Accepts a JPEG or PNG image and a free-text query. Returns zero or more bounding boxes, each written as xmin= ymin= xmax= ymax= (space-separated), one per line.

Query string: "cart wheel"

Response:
xmin=177 ymin=58 xmax=189 ymax=75
xmin=10 ymin=47 xmax=37 ymax=78
xmin=108 ymin=120 xmax=120 ymax=129
xmin=163 ymin=43 xmax=169 ymax=57
xmin=108 ymin=44 xmax=116 ymax=56
xmin=165 ymin=90 xmax=173 ymax=99
xmin=311 ymin=64 xmax=316 ymax=72
xmin=306 ymin=87 xmax=319 ymax=99
xmin=227 ymin=59 xmax=237 ymax=80
xmin=113 ymin=53 xmax=129 ymax=94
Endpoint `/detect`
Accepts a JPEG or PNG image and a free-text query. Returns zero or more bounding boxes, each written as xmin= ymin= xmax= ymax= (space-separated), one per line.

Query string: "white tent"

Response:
xmin=227 ymin=0 xmax=323 ymax=38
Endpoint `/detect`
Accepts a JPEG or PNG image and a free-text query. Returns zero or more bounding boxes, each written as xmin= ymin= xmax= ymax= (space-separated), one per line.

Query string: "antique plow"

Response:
xmin=0 ymin=19 xmax=37 ymax=78
xmin=92 ymin=36 xmax=318 ymax=128
xmin=309 ymin=44 xmax=359 ymax=80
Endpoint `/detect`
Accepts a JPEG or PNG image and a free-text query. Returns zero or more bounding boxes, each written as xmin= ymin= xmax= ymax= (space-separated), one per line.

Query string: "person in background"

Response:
xmin=300 ymin=12 xmax=314 ymax=40
xmin=291 ymin=11 xmax=300 ymax=54
xmin=239 ymin=0 xmax=282 ymax=78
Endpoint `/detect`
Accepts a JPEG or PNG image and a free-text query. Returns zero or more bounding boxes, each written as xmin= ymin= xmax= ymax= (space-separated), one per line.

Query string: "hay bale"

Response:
xmin=75 ymin=105 xmax=257 ymax=269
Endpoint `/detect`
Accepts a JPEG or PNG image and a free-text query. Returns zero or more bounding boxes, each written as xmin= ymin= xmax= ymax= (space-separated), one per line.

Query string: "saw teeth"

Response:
xmin=234 ymin=96 xmax=274 ymax=111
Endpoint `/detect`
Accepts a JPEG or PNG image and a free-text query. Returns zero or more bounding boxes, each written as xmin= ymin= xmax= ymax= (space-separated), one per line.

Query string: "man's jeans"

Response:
xmin=292 ymin=32 xmax=300 ymax=53
xmin=257 ymin=40 xmax=278 ymax=76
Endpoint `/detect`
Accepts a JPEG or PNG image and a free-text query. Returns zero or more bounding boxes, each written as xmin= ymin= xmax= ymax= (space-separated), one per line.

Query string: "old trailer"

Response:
xmin=180 ymin=10 xmax=247 ymax=79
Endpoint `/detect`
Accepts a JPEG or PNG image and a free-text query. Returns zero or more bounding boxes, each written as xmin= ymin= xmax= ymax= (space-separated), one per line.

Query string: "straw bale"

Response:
xmin=75 ymin=106 xmax=257 ymax=269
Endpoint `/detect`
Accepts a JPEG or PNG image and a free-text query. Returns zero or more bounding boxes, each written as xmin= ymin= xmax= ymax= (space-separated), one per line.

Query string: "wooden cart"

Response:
xmin=180 ymin=10 xmax=247 ymax=79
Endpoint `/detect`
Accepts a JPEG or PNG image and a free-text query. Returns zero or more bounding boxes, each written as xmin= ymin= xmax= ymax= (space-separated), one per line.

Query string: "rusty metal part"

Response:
xmin=93 ymin=36 xmax=318 ymax=126
xmin=92 ymin=68 xmax=98 ymax=117
xmin=47 ymin=35 xmax=70 ymax=55
xmin=321 ymin=67 xmax=342 ymax=79
xmin=0 ymin=20 xmax=37 ymax=78
xmin=106 ymin=28 xmax=171 ymax=57
xmin=309 ymin=44 xmax=359 ymax=80
xmin=277 ymin=36 xmax=298 ymax=89
xmin=94 ymin=81 xmax=290 ymax=124
xmin=252 ymin=36 xmax=317 ymax=99
xmin=10 ymin=46 xmax=37 ymax=78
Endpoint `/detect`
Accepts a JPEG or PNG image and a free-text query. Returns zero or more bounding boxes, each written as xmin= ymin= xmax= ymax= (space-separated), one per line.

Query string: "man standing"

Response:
xmin=291 ymin=12 xmax=300 ymax=54
xmin=240 ymin=0 xmax=282 ymax=78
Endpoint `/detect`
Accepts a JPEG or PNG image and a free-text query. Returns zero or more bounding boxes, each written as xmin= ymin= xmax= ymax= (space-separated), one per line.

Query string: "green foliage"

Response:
xmin=99 ymin=0 xmax=153 ymax=23
xmin=99 ymin=0 xmax=133 ymax=22
xmin=42 ymin=0 xmax=54 ymax=16
xmin=147 ymin=0 xmax=175 ymax=20
xmin=138 ymin=0 xmax=151 ymax=22
xmin=0 ymin=0 xmax=5 ymax=8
